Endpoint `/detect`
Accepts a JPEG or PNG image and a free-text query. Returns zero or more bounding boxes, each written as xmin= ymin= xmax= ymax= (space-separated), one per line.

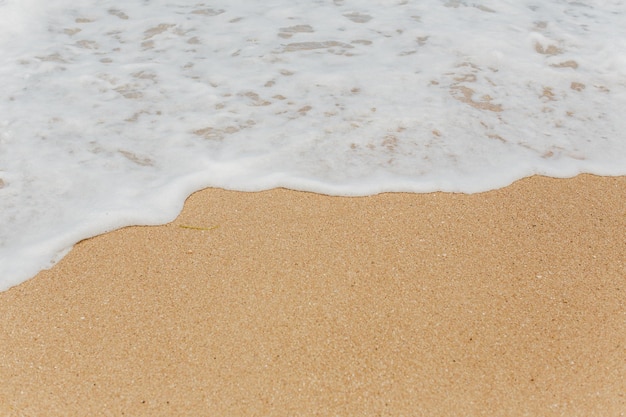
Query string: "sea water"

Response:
xmin=1 ymin=0 xmax=625 ymax=290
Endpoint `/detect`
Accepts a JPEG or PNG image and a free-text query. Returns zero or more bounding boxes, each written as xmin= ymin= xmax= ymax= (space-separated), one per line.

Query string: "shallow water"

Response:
xmin=1 ymin=0 xmax=625 ymax=290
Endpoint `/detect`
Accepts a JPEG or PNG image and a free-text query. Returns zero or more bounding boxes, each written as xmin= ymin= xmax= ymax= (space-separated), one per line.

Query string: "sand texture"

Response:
xmin=1 ymin=174 xmax=625 ymax=416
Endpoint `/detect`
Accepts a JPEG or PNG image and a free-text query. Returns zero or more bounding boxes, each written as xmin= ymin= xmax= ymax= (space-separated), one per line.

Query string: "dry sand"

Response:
xmin=1 ymin=174 xmax=625 ymax=416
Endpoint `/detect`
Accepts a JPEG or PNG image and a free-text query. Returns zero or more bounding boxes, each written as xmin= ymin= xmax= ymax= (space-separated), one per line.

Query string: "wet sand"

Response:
xmin=1 ymin=174 xmax=625 ymax=416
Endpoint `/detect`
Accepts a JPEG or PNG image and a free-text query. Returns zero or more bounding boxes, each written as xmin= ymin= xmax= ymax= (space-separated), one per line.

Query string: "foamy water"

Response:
xmin=1 ymin=0 xmax=625 ymax=290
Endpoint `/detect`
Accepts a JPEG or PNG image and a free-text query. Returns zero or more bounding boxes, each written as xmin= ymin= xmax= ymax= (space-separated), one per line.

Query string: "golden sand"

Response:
xmin=1 ymin=174 xmax=625 ymax=415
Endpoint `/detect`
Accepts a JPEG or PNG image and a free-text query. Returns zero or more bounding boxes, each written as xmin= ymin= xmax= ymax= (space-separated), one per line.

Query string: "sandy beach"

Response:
xmin=1 ymin=174 xmax=625 ymax=416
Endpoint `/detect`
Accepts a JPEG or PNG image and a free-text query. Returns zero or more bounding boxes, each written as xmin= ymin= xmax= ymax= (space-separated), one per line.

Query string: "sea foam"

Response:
xmin=1 ymin=0 xmax=625 ymax=290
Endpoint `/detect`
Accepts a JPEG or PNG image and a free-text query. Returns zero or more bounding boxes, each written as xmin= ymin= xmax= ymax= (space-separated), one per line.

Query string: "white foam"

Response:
xmin=1 ymin=0 xmax=625 ymax=290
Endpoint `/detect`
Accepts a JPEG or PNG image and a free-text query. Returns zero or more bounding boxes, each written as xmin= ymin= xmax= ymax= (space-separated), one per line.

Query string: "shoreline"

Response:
xmin=1 ymin=174 xmax=625 ymax=415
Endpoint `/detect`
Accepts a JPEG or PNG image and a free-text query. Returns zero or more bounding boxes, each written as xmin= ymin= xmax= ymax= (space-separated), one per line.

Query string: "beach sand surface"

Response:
xmin=1 ymin=174 xmax=625 ymax=416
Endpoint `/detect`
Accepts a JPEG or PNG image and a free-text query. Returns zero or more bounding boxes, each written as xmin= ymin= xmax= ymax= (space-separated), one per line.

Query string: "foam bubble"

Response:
xmin=0 ymin=0 xmax=625 ymax=290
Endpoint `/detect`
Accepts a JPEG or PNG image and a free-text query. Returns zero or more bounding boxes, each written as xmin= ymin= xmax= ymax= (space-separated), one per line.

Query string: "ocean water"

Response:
xmin=1 ymin=0 xmax=625 ymax=291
